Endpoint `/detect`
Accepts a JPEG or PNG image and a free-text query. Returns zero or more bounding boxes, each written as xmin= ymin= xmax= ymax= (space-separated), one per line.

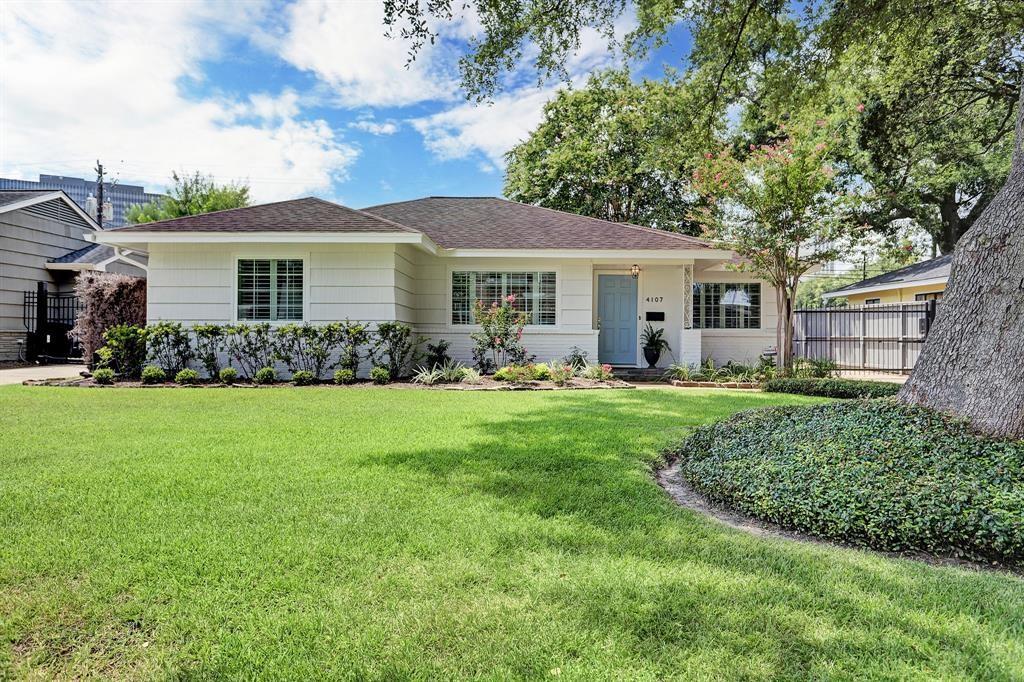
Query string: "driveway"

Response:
xmin=0 ymin=364 xmax=86 ymax=386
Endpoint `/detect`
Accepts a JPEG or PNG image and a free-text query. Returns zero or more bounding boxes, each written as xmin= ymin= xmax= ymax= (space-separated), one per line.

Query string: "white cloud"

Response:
xmin=349 ymin=120 xmax=400 ymax=136
xmin=0 ymin=1 xmax=357 ymax=202
xmin=408 ymin=11 xmax=636 ymax=169
xmin=411 ymin=87 xmax=559 ymax=167
xmin=279 ymin=0 xmax=466 ymax=108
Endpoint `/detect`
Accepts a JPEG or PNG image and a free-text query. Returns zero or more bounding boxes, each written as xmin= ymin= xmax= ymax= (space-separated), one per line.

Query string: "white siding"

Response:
xmin=143 ymin=242 xmax=771 ymax=368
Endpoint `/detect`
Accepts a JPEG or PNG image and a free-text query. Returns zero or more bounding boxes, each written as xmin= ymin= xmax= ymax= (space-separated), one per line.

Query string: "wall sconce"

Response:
xmin=630 ymin=264 xmax=640 ymax=279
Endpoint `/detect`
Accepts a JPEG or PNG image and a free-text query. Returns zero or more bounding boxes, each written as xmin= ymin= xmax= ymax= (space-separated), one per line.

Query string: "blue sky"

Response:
xmin=1 ymin=1 xmax=692 ymax=208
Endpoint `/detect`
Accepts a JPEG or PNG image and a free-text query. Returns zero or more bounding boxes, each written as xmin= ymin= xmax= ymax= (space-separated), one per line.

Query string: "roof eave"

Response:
xmin=821 ymin=275 xmax=949 ymax=299
xmin=440 ymin=247 xmax=735 ymax=260
xmin=92 ymin=230 xmax=438 ymax=253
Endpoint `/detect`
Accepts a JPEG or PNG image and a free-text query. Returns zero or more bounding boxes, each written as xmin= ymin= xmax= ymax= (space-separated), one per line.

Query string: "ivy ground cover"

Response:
xmin=1 ymin=387 xmax=1022 ymax=679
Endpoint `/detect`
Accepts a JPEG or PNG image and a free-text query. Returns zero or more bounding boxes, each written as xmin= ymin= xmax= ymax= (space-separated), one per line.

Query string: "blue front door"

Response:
xmin=598 ymin=275 xmax=638 ymax=365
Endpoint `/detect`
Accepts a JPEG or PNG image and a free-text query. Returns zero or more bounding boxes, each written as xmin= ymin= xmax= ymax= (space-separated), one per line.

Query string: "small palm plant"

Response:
xmin=641 ymin=323 xmax=671 ymax=368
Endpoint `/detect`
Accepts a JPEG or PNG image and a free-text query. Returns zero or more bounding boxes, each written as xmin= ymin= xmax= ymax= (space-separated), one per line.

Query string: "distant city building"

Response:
xmin=0 ymin=174 xmax=163 ymax=227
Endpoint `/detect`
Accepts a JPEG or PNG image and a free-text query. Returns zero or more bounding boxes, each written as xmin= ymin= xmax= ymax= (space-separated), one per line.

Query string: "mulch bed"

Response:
xmin=669 ymin=380 xmax=760 ymax=390
xmin=25 ymin=376 xmax=635 ymax=391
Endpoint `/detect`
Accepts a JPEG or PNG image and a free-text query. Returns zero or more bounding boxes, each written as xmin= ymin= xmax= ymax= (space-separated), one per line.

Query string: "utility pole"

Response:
xmin=94 ymin=160 xmax=106 ymax=228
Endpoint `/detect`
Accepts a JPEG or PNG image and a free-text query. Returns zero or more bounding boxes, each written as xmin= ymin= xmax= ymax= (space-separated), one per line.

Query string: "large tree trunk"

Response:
xmin=899 ymin=86 xmax=1024 ymax=438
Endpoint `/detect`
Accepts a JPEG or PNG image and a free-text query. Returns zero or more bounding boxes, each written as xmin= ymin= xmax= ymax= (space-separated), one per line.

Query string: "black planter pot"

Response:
xmin=643 ymin=346 xmax=661 ymax=369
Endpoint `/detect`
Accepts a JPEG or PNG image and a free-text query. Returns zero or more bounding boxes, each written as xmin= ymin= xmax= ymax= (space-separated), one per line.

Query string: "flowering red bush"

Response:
xmin=71 ymin=272 xmax=146 ymax=363
xmin=470 ymin=294 xmax=529 ymax=372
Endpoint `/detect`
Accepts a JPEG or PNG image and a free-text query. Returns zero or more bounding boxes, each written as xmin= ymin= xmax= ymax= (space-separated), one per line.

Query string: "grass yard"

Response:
xmin=1 ymin=386 xmax=1022 ymax=679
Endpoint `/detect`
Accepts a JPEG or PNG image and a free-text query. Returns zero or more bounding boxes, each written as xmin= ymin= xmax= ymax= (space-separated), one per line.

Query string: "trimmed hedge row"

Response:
xmin=764 ymin=377 xmax=902 ymax=399
xmin=676 ymin=400 xmax=1024 ymax=565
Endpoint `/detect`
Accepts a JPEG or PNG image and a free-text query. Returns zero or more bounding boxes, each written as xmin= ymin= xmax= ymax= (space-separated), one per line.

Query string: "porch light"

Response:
xmin=630 ymin=264 xmax=640 ymax=279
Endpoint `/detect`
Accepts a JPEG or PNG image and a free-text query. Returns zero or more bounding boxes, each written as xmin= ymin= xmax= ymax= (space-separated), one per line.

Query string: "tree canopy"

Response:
xmin=504 ymin=70 xmax=708 ymax=232
xmin=126 ymin=171 xmax=250 ymax=224
xmin=386 ymin=0 xmax=1023 ymax=252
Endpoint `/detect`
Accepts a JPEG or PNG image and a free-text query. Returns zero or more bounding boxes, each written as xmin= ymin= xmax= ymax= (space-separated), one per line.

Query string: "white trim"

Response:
xmin=820 ymin=275 xmax=949 ymax=299
xmin=231 ymin=253 xmax=311 ymax=324
xmin=444 ymin=265 xmax=563 ymax=332
xmin=92 ymin=230 xmax=435 ymax=248
xmin=0 ymin=190 xmax=101 ymax=229
xmin=442 ymin=247 xmax=733 ymax=261
xmin=45 ymin=262 xmax=95 ymax=271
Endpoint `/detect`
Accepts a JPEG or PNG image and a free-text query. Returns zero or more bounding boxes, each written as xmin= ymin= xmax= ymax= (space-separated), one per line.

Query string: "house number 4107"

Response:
xmin=645 ymin=296 xmax=663 ymax=303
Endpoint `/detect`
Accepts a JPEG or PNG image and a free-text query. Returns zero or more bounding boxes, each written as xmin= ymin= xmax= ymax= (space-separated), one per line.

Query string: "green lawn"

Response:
xmin=1 ymin=386 xmax=1021 ymax=679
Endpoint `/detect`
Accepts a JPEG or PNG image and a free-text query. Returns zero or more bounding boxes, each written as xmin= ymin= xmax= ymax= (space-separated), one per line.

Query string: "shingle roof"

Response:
xmin=0 ymin=189 xmax=60 ymax=208
xmin=361 ymin=197 xmax=716 ymax=250
xmin=48 ymin=243 xmax=149 ymax=268
xmin=112 ymin=197 xmax=417 ymax=233
xmin=824 ymin=255 xmax=952 ymax=297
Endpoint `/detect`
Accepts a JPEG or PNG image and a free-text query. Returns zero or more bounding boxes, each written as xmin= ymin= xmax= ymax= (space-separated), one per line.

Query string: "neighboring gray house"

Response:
xmin=0 ymin=174 xmax=163 ymax=228
xmin=0 ymin=190 xmax=147 ymax=361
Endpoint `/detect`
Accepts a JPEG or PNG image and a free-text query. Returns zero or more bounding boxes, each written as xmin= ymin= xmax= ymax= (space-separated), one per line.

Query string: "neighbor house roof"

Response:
xmin=0 ymin=189 xmax=55 ymax=208
xmin=111 ymin=197 xmax=417 ymax=233
xmin=0 ymin=189 xmax=100 ymax=229
xmin=46 ymin=243 xmax=149 ymax=272
xmin=361 ymin=196 xmax=716 ymax=250
xmin=821 ymin=255 xmax=952 ymax=299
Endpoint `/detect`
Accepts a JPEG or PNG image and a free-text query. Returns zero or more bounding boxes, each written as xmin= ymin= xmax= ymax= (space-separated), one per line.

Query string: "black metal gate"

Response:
xmin=23 ymin=282 xmax=83 ymax=362
xmin=792 ymin=301 xmax=937 ymax=373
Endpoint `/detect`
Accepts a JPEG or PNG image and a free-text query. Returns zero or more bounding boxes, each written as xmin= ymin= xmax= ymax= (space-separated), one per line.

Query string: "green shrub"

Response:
xmin=99 ymin=324 xmax=147 ymax=379
xmin=291 ymin=370 xmax=317 ymax=386
xmin=582 ymin=362 xmax=614 ymax=381
xmin=192 ymin=324 xmax=224 ymax=378
xmin=422 ymin=340 xmax=452 ymax=369
xmin=274 ymin=323 xmax=342 ymax=380
xmin=437 ymin=360 xmax=466 ymax=383
xmin=253 ymin=367 xmax=276 ymax=385
xmin=460 ymin=367 xmax=483 ymax=384
xmin=675 ymin=400 xmax=1024 ymax=565
xmin=219 ymin=367 xmax=239 ymax=384
xmin=493 ymin=364 xmax=535 ymax=383
xmin=370 ymin=365 xmax=391 ymax=385
xmin=93 ymin=368 xmax=115 ymax=385
xmin=372 ymin=322 xmax=422 ymax=380
xmin=141 ymin=365 xmax=166 ymax=385
xmin=792 ymin=357 xmax=837 ymax=378
xmin=412 ymin=365 xmax=442 ymax=385
xmin=547 ymin=362 xmax=576 ymax=386
xmin=222 ymin=324 xmax=275 ymax=379
xmin=764 ymin=377 xmax=901 ymax=399
xmin=175 ymin=368 xmax=200 ymax=385
xmin=562 ymin=346 xmax=589 ymax=371
xmin=333 ymin=368 xmax=356 ymax=385
xmin=146 ymin=321 xmax=193 ymax=375
xmin=531 ymin=362 xmax=552 ymax=381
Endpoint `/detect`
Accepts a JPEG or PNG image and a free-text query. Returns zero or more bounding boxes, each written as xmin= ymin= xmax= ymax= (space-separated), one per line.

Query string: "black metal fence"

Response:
xmin=793 ymin=301 xmax=937 ymax=373
xmin=22 ymin=283 xmax=83 ymax=361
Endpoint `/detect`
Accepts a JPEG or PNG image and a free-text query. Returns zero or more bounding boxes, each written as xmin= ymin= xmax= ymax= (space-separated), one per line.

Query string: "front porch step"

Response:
xmin=610 ymin=366 xmax=666 ymax=382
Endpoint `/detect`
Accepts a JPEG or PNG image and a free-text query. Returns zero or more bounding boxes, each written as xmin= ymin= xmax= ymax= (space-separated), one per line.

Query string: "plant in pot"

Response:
xmin=641 ymin=323 xmax=671 ymax=368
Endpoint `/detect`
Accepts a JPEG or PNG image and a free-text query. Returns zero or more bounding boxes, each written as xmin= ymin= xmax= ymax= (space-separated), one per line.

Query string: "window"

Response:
xmin=237 ymin=259 xmax=303 ymax=321
xmin=914 ymin=292 xmax=943 ymax=301
xmin=451 ymin=271 xmax=556 ymax=325
xmin=864 ymin=297 xmax=881 ymax=305
xmin=692 ymin=283 xmax=761 ymax=329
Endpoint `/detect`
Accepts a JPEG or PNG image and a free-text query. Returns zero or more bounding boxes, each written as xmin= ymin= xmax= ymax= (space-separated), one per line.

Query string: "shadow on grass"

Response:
xmin=357 ymin=390 xmax=1024 ymax=678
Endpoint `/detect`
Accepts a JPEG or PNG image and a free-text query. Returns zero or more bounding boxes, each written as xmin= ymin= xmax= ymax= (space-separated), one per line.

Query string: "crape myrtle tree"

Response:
xmin=691 ymin=121 xmax=861 ymax=370
xmin=383 ymin=0 xmax=1024 ymax=436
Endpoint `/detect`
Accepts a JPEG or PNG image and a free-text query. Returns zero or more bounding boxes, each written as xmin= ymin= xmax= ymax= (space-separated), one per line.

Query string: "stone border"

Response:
xmin=24 ymin=377 xmax=636 ymax=392
xmin=669 ymin=380 xmax=760 ymax=389
xmin=654 ymin=455 xmax=1020 ymax=577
